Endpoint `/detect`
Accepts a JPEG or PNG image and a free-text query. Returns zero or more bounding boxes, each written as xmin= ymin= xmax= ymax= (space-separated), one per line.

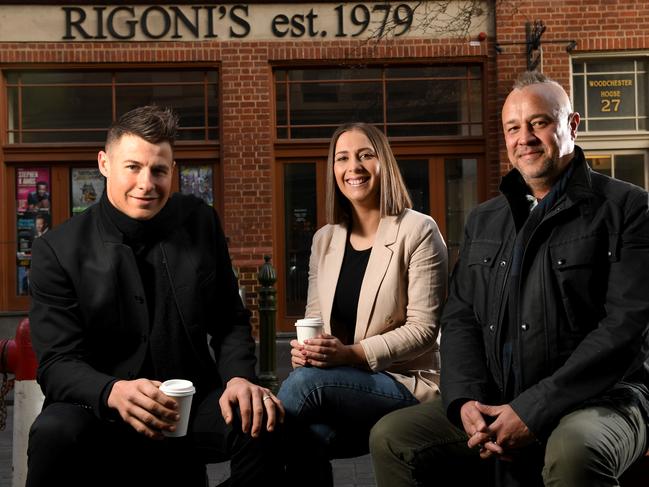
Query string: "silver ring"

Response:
xmin=262 ymin=394 xmax=272 ymax=402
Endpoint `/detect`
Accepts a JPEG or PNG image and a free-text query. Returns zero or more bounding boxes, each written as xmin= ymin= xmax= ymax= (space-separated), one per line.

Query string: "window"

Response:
xmin=275 ymin=64 xmax=483 ymax=139
xmin=573 ymin=59 xmax=647 ymax=132
xmin=5 ymin=69 xmax=218 ymax=143
xmin=3 ymin=67 xmax=220 ymax=310
xmin=587 ymin=152 xmax=648 ymax=189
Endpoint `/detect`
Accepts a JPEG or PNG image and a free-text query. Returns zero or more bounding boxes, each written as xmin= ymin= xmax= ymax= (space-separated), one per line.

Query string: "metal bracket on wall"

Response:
xmin=494 ymin=19 xmax=577 ymax=71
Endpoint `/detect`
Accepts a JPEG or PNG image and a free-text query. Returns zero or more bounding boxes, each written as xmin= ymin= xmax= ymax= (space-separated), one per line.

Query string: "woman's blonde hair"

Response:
xmin=326 ymin=122 xmax=412 ymax=225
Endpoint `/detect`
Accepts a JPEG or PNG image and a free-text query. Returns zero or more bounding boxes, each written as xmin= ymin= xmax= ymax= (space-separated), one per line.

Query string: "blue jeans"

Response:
xmin=278 ymin=366 xmax=418 ymax=486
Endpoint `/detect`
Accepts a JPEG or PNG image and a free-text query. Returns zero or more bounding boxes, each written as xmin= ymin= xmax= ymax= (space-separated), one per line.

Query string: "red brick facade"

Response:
xmin=1 ymin=1 xmax=648 ymax=334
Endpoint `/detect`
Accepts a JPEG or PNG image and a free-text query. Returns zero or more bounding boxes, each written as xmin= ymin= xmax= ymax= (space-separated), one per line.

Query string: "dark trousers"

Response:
xmin=370 ymin=396 xmax=647 ymax=487
xmin=26 ymin=388 xmax=283 ymax=487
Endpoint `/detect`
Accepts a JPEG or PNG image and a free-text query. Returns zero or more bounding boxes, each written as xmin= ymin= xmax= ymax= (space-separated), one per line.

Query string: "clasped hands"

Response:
xmin=460 ymin=400 xmax=535 ymax=461
xmin=107 ymin=377 xmax=284 ymax=440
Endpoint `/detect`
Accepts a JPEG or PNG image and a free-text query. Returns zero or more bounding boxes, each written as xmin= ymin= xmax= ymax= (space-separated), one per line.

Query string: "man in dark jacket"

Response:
xmin=27 ymin=106 xmax=284 ymax=486
xmin=370 ymin=71 xmax=649 ymax=486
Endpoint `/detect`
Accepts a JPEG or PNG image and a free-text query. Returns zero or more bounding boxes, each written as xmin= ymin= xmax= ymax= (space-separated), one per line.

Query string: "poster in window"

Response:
xmin=180 ymin=165 xmax=213 ymax=206
xmin=17 ymin=168 xmax=50 ymax=214
xmin=16 ymin=167 xmax=51 ymax=295
xmin=71 ymin=168 xmax=105 ymax=215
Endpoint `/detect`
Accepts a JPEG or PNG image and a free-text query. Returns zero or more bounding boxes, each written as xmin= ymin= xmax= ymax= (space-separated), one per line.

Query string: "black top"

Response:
xmin=330 ymin=237 xmax=372 ymax=345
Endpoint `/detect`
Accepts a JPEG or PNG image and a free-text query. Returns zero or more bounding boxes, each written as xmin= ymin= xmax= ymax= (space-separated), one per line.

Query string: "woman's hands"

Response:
xmin=289 ymin=333 xmax=367 ymax=368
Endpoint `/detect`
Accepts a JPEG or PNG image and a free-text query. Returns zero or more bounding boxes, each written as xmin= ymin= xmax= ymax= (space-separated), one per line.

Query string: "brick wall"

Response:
xmin=494 ymin=0 xmax=649 ymax=175
xmin=0 ymin=36 xmax=492 ymax=332
xmin=6 ymin=0 xmax=645 ymax=330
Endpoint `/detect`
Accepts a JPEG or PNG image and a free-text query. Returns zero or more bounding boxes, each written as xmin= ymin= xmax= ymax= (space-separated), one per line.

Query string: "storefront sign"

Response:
xmin=0 ymin=2 xmax=490 ymax=42
xmin=586 ymin=74 xmax=635 ymax=117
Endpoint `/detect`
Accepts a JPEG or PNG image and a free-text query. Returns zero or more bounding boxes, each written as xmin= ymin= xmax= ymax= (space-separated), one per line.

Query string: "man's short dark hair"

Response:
xmin=36 ymin=181 xmax=48 ymax=189
xmin=106 ymin=105 xmax=179 ymax=149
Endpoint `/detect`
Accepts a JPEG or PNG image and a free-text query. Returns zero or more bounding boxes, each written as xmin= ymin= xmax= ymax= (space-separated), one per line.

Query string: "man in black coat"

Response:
xmin=27 ymin=106 xmax=284 ymax=486
xmin=370 ymin=71 xmax=649 ymax=486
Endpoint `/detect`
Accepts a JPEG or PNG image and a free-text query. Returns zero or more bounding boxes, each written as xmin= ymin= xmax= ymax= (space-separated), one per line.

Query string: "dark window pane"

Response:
xmin=115 ymin=70 xmax=204 ymax=83
xmin=23 ymin=86 xmax=112 ymax=130
xmin=284 ymin=163 xmax=317 ymax=317
xmin=207 ymin=83 xmax=219 ymax=129
xmin=470 ymin=80 xmax=483 ymax=123
xmin=387 ymin=123 xmax=469 ymax=137
xmin=277 ymin=127 xmax=288 ymax=139
xmin=6 ymin=72 xmax=19 ymax=84
xmin=176 ymin=128 xmax=209 ymax=141
xmin=446 ymin=158 xmax=478 ymax=267
xmin=398 ymin=159 xmax=429 ymax=214
xmin=587 ymin=60 xmax=635 ymax=72
xmin=276 ymin=70 xmax=286 ymax=82
xmin=386 ymin=65 xmax=468 ymax=79
xmin=22 ymin=130 xmax=107 ymax=143
xmin=19 ymin=71 xmax=111 ymax=84
xmin=277 ymin=65 xmax=483 ymax=139
xmin=469 ymin=65 xmax=482 ymax=78
xmin=638 ymin=72 xmax=647 ymax=117
xmin=588 ymin=119 xmax=636 ymax=131
xmin=573 ymin=61 xmax=585 ymax=74
xmin=289 ymin=68 xmax=381 ymax=81
xmin=116 ymin=85 xmax=205 ymax=128
xmin=290 ymin=82 xmax=383 ymax=126
xmin=6 ymin=69 xmax=218 ymax=144
xmin=7 ymin=87 xmax=19 ymax=143
xmin=276 ymin=81 xmax=288 ymax=127
xmin=387 ymin=79 xmax=464 ymax=124
xmin=290 ymin=126 xmax=339 ymax=139
xmin=615 ymin=154 xmax=645 ymax=187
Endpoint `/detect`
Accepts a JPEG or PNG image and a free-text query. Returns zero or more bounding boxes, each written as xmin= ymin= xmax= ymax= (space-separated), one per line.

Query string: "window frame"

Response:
xmin=572 ymin=55 xmax=648 ymax=134
xmin=0 ymin=63 xmax=222 ymax=311
xmin=4 ymin=64 xmax=219 ymax=145
xmin=273 ymin=61 xmax=485 ymax=141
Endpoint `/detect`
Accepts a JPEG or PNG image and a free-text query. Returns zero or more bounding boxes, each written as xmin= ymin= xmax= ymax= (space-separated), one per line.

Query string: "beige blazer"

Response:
xmin=305 ymin=209 xmax=448 ymax=402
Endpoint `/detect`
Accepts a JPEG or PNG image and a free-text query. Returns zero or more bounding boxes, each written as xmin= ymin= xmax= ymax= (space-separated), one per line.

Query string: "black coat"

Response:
xmin=441 ymin=147 xmax=649 ymax=440
xmin=29 ymin=193 xmax=256 ymax=419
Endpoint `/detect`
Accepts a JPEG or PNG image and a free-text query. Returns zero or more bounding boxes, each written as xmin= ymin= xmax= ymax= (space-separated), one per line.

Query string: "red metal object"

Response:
xmin=0 ymin=318 xmax=37 ymax=381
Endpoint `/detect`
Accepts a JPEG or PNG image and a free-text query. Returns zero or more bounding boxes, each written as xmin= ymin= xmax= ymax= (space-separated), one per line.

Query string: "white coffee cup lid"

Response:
xmin=295 ymin=317 xmax=324 ymax=327
xmin=160 ymin=379 xmax=195 ymax=395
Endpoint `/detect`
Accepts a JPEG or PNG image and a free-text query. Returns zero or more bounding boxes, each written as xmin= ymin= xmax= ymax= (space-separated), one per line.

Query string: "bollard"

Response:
xmin=0 ymin=318 xmax=44 ymax=487
xmin=257 ymin=255 xmax=279 ymax=391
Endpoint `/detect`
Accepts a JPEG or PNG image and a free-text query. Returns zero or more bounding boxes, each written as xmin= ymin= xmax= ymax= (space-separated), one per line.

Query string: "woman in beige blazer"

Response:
xmin=278 ymin=122 xmax=448 ymax=485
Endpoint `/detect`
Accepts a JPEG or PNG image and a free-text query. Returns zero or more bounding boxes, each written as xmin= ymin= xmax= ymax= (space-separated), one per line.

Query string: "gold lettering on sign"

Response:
xmin=588 ymin=79 xmax=633 ymax=87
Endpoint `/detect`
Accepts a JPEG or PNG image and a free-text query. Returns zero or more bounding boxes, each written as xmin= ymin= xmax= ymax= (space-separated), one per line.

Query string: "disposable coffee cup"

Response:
xmin=295 ymin=317 xmax=324 ymax=345
xmin=159 ymin=379 xmax=195 ymax=437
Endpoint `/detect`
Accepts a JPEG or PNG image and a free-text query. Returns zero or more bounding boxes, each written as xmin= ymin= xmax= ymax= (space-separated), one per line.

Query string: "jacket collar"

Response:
xmin=500 ymin=145 xmax=593 ymax=213
xmin=322 ymin=212 xmax=403 ymax=339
